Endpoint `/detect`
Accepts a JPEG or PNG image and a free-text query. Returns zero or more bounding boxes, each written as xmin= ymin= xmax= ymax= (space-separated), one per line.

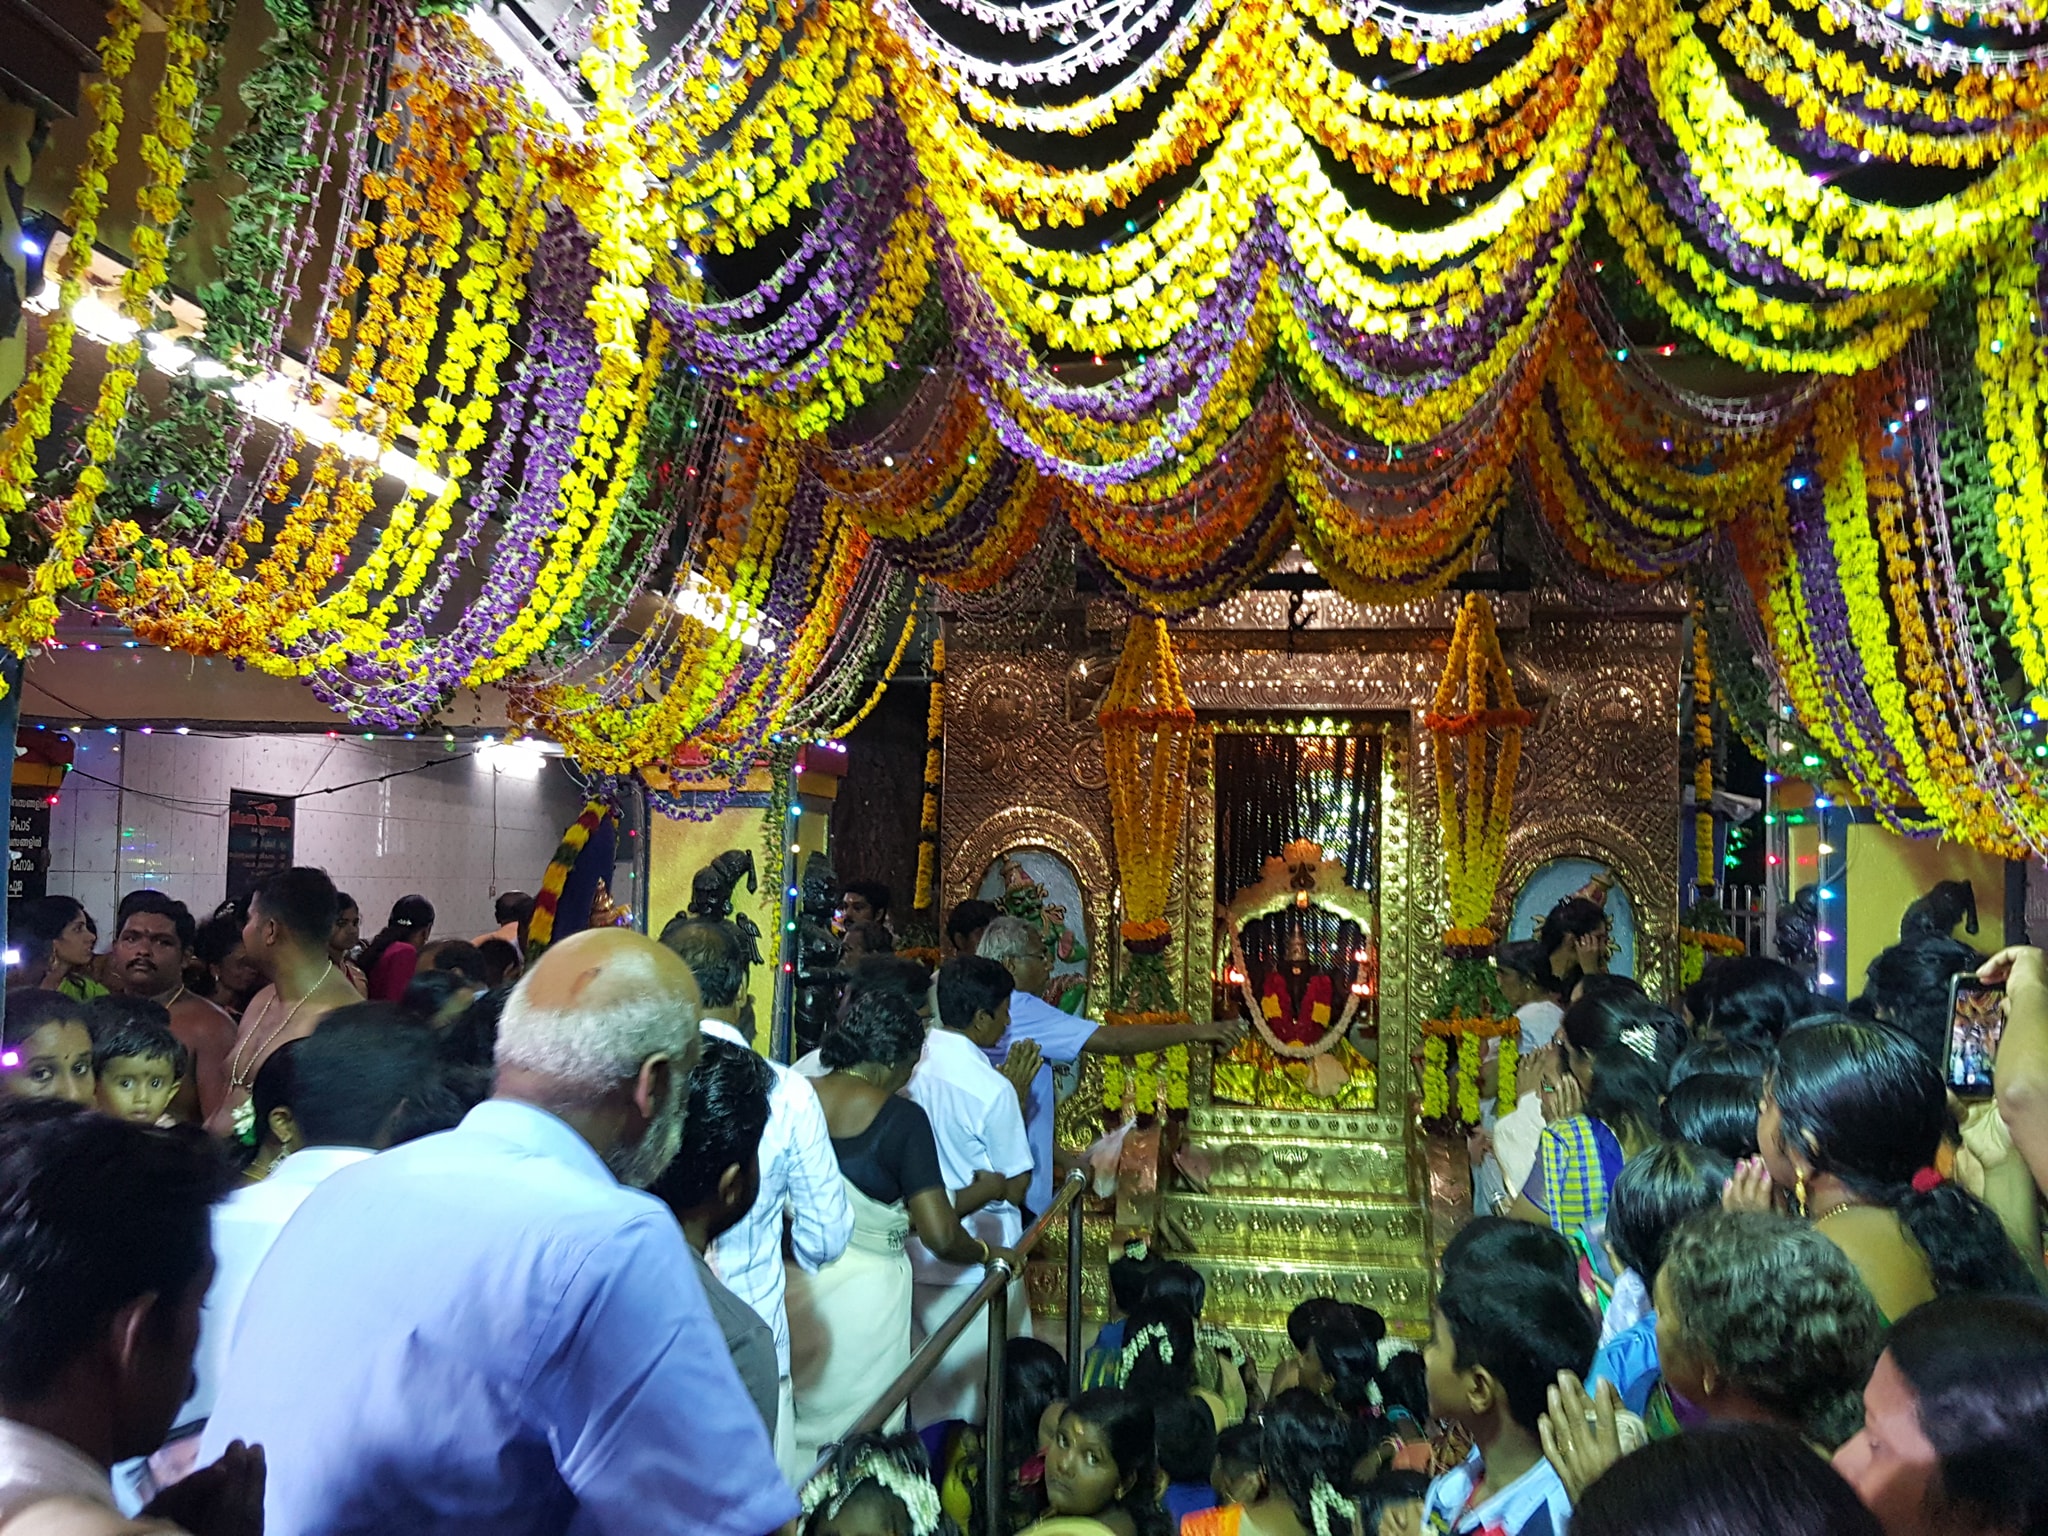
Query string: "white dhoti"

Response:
xmin=786 ymin=1180 xmax=912 ymax=1468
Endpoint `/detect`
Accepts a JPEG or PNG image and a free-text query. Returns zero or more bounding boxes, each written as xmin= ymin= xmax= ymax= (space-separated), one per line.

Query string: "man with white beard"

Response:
xmin=199 ymin=927 xmax=797 ymax=1536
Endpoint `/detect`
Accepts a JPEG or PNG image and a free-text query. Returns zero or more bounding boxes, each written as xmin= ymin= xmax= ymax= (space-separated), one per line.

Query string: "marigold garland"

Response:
xmin=1427 ymin=595 xmax=1534 ymax=935
xmin=41 ymin=0 xmax=2048 ymax=801
xmin=1417 ymin=596 xmax=1531 ymax=1130
xmin=1100 ymin=615 xmax=1198 ymax=934
xmin=1098 ymin=617 xmax=1199 ymax=1119
xmin=0 ymin=0 xmax=144 ymax=664
xmin=527 ymin=799 xmax=612 ymax=957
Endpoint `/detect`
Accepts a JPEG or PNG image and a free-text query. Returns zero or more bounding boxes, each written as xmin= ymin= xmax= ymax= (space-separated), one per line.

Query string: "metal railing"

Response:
xmin=1722 ymin=882 xmax=1773 ymax=959
xmin=802 ymin=1167 xmax=1089 ymax=1536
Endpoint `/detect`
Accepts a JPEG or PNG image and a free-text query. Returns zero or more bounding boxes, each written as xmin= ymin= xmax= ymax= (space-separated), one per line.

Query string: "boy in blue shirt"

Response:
xmin=1421 ymin=1223 xmax=1597 ymax=1536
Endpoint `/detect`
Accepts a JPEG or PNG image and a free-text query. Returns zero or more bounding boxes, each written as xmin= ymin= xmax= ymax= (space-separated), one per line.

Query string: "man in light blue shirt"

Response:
xmin=200 ymin=928 xmax=799 ymax=1536
xmin=976 ymin=917 xmax=1244 ymax=1216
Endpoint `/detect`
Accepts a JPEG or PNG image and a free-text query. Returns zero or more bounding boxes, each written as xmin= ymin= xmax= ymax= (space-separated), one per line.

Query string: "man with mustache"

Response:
xmin=109 ymin=892 xmax=236 ymax=1124
xmin=198 ymin=927 xmax=796 ymax=1536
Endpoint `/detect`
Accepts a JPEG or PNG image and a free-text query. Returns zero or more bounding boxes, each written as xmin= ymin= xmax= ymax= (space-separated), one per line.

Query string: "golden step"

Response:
xmin=1183 ymin=1254 xmax=1433 ymax=1334
xmin=1180 ymin=1128 xmax=1410 ymax=1200
xmin=1163 ymin=1191 xmax=1425 ymax=1262
xmin=1032 ymin=1251 xmax=1432 ymax=1340
xmin=1185 ymin=1104 xmax=1410 ymax=1147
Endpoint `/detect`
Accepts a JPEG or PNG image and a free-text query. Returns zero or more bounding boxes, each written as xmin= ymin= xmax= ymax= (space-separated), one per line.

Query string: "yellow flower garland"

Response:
xmin=1870 ymin=381 xmax=2045 ymax=854
xmin=1699 ymin=0 xmax=2043 ymax=169
xmin=280 ymin=99 xmax=546 ymax=661
xmin=738 ymin=203 xmax=934 ymax=437
xmin=0 ymin=0 xmax=142 ymax=533
xmin=1421 ymin=1034 xmax=1450 ymax=1119
xmin=0 ymin=0 xmax=144 ymax=662
xmin=1591 ymin=133 xmax=1938 ymax=374
xmin=1100 ymin=615 xmax=1197 ymax=928
xmin=1639 ymin=11 xmax=2048 ymax=291
xmin=476 ymin=0 xmax=666 ymax=683
xmin=1816 ymin=378 xmax=1957 ymax=830
xmin=1974 ymin=238 xmax=2048 ymax=704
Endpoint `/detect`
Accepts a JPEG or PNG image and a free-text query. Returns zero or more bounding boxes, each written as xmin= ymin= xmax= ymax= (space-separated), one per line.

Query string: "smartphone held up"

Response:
xmin=1946 ymin=973 xmax=2007 ymax=1098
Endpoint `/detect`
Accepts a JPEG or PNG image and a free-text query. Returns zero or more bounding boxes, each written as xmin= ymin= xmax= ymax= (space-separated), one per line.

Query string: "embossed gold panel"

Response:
xmin=1170 ymin=1194 xmax=1424 ymax=1262
xmin=1187 ymin=1135 xmax=1410 ymax=1202
xmin=1193 ymin=1256 xmax=1431 ymax=1337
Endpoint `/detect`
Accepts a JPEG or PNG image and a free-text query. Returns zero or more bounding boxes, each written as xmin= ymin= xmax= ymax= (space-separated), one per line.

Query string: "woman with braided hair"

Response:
xmin=1120 ymin=1298 xmax=1236 ymax=1440
xmin=803 ymin=1431 xmax=958 ymax=1536
xmin=1143 ymin=1260 xmax=1260 ymax=1424
xmin=1182 ymin=1390 xmax=1358 ymax=1536
xmin=1731 ymin=1017 xmax=2040 ymax=1320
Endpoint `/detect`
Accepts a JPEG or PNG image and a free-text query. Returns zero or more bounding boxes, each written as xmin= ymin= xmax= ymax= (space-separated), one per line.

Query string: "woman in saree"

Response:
xmin=786 ymin=989 xmax=1006 ymax=1464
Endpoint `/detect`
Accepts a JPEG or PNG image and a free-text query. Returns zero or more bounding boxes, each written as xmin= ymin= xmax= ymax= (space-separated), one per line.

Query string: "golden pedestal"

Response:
xmin=1031 ymin=1102 xmax=1434 ymax=1366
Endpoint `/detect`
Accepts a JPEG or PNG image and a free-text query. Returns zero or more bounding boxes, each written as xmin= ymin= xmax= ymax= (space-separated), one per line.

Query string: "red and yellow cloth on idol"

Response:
xmin=1259 ymin=969 xmax=1334 ymax=1047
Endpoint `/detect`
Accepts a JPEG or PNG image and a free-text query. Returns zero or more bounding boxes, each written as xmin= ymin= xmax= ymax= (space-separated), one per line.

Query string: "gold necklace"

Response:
xmin=227 ymin=962 xmax=334 ymax=1139
xmin=1812 ymin=1201 xmax=1859 ymax=1224
xmin=245 ymin=1143 xmax=294 ymax=1182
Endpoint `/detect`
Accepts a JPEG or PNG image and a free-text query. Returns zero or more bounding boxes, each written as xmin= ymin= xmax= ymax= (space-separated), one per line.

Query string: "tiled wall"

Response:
xmin=44 ymin=731 xmax=596 ymax=941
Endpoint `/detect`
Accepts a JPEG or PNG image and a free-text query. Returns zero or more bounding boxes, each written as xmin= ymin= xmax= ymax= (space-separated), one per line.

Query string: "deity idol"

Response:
xmin=793 ymin=854 xmax=843 ymax=1055
xmin=1261 ymin=927 xmax=1335 ymax=1047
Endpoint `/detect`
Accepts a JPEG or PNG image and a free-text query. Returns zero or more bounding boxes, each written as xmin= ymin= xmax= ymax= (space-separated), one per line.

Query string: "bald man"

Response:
xmin=201 ymin=929 xmax=800 ymax=1536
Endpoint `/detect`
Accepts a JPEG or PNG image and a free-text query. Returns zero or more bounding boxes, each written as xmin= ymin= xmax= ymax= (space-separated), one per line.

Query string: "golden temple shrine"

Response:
xmin=940 ymin=582 xmax=1688 ymax=1354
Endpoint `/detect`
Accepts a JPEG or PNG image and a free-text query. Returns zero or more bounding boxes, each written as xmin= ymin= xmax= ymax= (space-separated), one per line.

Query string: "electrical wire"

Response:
xmin=63 ymin=749 xmax=485 ymax=817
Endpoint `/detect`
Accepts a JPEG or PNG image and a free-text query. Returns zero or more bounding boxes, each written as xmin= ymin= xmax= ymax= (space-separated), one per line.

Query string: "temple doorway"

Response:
xmin=1210 ymin=723 xmax=1386 ymax=1111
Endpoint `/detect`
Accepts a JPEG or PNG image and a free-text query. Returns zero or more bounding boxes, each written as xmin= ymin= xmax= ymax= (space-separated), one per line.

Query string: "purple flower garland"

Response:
xmin=1782 ymin=444 xmax=1926 ymax=822
xmin=293 ymin=212 xmax=603 ymax=726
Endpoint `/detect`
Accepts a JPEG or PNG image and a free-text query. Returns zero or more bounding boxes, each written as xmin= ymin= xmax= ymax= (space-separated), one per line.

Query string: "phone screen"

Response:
xmin=1946 ymin=974 xmax=2007 ymax=1097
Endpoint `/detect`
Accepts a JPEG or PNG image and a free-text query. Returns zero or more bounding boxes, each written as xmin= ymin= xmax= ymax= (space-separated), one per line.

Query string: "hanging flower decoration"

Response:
xmin=1419 ymin=594 xmax=1534 ymax=1131
xmin=527 ymin=799 xmax=614 ymax=958
xmin=1425 ymin=595 xmax=1534 ymax=950
xmin=0 ymin=0 xmax=146 ymax=666
xmin=915 ymin=626 xmax=944 ymax=911
xmin=1677 ymin=596 xmax=1745 ymax=984
xmin=1691 ymin=598 xmax=1717 ymax=894
xmin=25 ymin=0 xmax=2048 ymax=815
xmin=1098 ymin=614 xmax=1199 ymax=1118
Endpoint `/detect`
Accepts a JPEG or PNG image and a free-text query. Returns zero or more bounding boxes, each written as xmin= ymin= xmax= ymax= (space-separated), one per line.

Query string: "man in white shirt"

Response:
xmin=183 ymin=1011 xmax=475 ymax=1440
xmin=0 ymin=1100 xmax=260 ymax=1536
xmin=976 ymin=917 xmax=1245 ymax=1218
xmin=908 ymin=957 xmax=1035 ymax=1427
xmin=659 ymin=918 xmax=851 ymax=1477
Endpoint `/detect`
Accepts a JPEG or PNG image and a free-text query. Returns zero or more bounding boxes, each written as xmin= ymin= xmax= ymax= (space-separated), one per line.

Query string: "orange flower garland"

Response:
xmin=1099 ymin=615 xmax=1199 ymax=1115
xmin=1425 ymin=594 xmax=1534 ymax=940
xmin=1419 ymin=594 xmax=1530 ymax=1128
xmin=1100 ymin=615 xmax=1198 ymax=936
xmin=1692 ymin=598 xmax=1715 ymax=890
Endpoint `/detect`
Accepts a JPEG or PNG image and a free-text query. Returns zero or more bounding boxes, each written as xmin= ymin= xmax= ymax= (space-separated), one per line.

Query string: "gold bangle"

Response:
xmin=977 ymin=1238 xmax=992 ymax=1265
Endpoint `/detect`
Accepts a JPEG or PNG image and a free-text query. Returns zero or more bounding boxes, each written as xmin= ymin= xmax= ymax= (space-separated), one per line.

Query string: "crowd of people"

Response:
xmin=2 ymin=872 xmax=2047 ymax=1536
